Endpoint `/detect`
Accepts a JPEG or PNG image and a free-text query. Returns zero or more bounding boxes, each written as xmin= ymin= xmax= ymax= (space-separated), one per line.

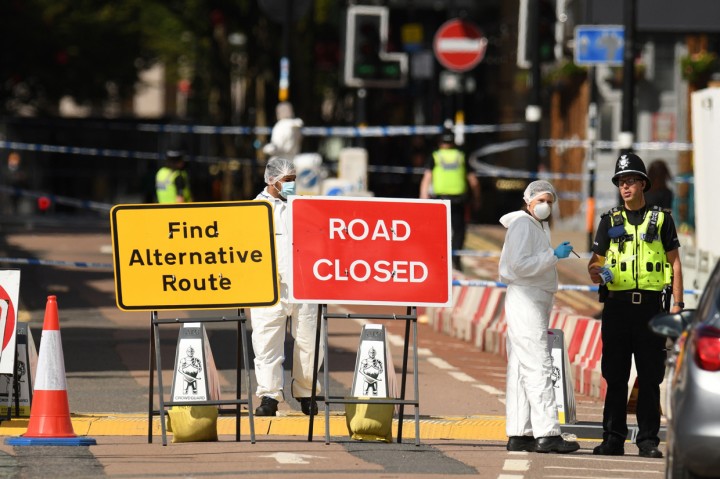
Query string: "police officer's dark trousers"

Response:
xmin=600 ymin=297 xmax=667 ymax=446
xmin=439 ymin=195 xmax=467 ymax=269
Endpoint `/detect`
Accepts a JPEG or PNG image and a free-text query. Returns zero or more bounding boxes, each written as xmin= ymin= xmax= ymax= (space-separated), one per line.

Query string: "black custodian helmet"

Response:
xmin=612 ymin=153 xmax=651 ymax=192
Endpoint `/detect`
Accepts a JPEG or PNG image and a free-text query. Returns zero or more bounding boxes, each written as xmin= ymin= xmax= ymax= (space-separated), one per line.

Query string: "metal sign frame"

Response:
xmin=307 ymin=305 xmax=421 ymax=446
xmin=148 ymin=311 xmax=255 ymax=446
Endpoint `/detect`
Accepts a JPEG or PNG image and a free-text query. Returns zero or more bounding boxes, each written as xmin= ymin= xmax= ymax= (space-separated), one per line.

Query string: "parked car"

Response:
xmin=650 ymin=260 xmax=720 ymax=479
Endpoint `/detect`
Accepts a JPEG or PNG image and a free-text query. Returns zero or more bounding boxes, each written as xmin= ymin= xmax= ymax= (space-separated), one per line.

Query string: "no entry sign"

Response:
xmin=433 ymin=18 xmax=487 ymax=72
xmin=288 ymin=197 xmax=452 ymax=306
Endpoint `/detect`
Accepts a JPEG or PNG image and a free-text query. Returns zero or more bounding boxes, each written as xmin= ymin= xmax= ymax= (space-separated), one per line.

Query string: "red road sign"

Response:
xmin=433 ymin=19 xmax=487 ymax=72
xmin=288 ymin=197 xmax=452 ymax=306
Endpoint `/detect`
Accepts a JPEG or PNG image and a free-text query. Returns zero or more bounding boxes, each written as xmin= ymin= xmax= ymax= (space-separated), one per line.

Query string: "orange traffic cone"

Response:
xmin=5 ymin=296 xmax=96 ymax=446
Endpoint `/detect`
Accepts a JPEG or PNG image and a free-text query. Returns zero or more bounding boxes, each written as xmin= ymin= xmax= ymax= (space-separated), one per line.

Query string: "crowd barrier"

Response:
xmin=680 ymin=243 xmax=718 ymax=309
xmin=422 ymin=274 xmax=611 ymax=401
xmin=423 ymin=273 xmax=704 ymax=401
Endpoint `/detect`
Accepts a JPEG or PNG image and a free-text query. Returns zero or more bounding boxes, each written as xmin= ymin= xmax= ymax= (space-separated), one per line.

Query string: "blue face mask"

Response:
xmin=277 ymin=181 xmax=296 ymax=198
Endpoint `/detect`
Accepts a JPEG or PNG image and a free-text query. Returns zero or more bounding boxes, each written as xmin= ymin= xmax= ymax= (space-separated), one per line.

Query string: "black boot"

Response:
xmin=535 ymin=435 xmax=580 ymax=453
xmin=637 ymin=440 xmax=663 ymax=458
xmin=299 ymin=398 xmax=318 ymax=416
xmin=506 ymin=436 xmax=536 ymax=452
xmin=255 ymin=396 xmax=278 ymax=416
xmin=593 ymin=439 xmax=625 ymax=456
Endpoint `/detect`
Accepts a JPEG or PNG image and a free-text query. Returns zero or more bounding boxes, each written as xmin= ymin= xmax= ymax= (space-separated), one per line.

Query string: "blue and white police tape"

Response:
xmin=0 ymin=186 xmax=113 ymax=213
xmin=0 ymin=256 xmax=112 ymax=270
xmin=540 ymin=138 xmax=694 ymax=152
xmin=0 ymin=254 xmax=705 ymax=297
xmin=0 ymin=139 xmax=695 ymax=187
xmin=451 ymin=278 xmax=703 ymax=296
xmin=454 ymin=249 xmax=593 ymax=259
xmin=0 ymin=140 xmax=158 ymax=160
xmin=138 ymin=122 xmax=527 ymax=137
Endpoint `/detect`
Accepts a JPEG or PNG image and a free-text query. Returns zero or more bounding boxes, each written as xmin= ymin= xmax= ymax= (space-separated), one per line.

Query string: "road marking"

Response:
xmin=473 ymin=383 xmax=505 ymax=396
xmin=427 ymin=357 xmax=456 ymax=370
xmin=386 ymin=332 xmax=404 ymax=347
xmin=545 ymin=466 xmax=660 ymax=474
xmin=561 ymin=456 xmax=661 ymax=464
xmin=543 ymin=476 xmax=657 ymax=479
xmin=259 ymin=452 xmax=324 ymax=464
xmin=497 ymin=475 xmax=524 ymax=479
xmin=503 ymin=459 xmax=530 ymax=471
xmin=449 ymin=371 xmax=476 ymax=382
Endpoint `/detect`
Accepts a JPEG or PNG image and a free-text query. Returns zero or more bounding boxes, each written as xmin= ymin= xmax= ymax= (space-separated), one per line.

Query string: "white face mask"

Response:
xmin=533 ymin=202 xmax=552 ymax=221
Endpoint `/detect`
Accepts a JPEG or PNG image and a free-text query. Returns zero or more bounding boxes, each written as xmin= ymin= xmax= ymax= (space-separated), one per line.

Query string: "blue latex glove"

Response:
xmin=554 ymin=241 xmax=573 ymax=259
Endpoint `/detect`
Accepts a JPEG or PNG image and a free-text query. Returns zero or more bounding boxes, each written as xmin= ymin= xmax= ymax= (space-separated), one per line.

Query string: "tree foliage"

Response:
xmin=0 ymin=0 xmax=256 ymax=120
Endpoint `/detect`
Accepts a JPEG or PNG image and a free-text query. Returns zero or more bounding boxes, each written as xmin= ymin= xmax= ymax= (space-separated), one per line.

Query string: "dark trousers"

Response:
xmin=449 ymin=200 xmax=467 ymax=269
xmin=600 ymin=298 xmax=667 ymax=445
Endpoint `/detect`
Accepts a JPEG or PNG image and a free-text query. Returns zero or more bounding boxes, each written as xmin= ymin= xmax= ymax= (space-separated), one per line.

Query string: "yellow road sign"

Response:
xmin=110 ymin=201 xmax=278 ymax=311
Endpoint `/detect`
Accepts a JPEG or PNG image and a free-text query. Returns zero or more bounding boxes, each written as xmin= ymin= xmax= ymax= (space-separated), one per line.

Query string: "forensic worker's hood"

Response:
xmin=499 ymin=210 xmax=530 ymax=228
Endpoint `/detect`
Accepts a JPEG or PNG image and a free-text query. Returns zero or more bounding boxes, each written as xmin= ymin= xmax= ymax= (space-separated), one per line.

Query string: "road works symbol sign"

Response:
xmin=289 ymin=197 xmax=452 ymax=306
xmin=110 ymin=201 xmax=278 ymax=311
xmin=433 ymin=18 xmax=487 ymax=72
xmin=0 ymin=270 xmax=20 ymax=375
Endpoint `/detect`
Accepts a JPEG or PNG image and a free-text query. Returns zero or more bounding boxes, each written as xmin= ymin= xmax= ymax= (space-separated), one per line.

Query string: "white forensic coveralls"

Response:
xmin=250 ymin=189 xmax=324 ymax=401
xmin=262 ymin=117 xmax=304 ymax=159
xmin=499 ymin=210 xmax=561 ymax=438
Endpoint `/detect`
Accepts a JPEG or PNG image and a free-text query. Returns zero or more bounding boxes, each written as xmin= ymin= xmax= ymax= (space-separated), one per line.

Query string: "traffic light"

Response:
xmin=344 ymin=5 xmax=407 ymax=88
xmin=538 ymin=0 xmax=557 ymax=63
xmin=517 ymin=0 xmax=562 ymax=68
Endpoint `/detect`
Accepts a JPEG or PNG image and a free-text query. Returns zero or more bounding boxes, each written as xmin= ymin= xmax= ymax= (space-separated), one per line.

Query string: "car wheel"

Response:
xmin=667 ymin=443 xmax=695 ymax=479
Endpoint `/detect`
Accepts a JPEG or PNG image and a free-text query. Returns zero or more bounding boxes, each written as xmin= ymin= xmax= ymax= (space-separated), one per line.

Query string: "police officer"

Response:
xmin=588 ymin=153 xmax=684 ymax=459
xmin=156 ymin=150 xmax=192 ymax=203
xmin=419 ymin=131 xmax=481 ymax=271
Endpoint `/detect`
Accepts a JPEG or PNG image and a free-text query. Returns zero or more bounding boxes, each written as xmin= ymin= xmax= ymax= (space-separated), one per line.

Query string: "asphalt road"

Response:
xmin=0 ymin=214 xmax=666 ymax=478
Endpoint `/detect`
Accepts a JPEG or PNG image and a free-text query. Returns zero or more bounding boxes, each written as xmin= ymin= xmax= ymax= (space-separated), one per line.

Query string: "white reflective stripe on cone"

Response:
xmin=34 ymin=330 xmax=67 ymax=391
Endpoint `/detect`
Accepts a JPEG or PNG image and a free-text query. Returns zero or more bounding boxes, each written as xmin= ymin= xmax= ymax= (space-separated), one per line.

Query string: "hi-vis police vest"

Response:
xmin=156 ymin=167 xmax=192 ymax=203
xmin=431 ymin=149 xmax=467 ymax=196
xmin=604 ymin=206 xmax=671 ymax=292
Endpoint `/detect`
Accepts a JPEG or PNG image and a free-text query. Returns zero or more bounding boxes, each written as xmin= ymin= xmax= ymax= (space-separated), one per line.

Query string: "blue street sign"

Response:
xmin=574 ymin=25 xmax=625 ymax=66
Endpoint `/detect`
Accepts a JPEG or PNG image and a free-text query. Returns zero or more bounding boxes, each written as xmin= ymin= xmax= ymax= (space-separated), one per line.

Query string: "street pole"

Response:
xmin=278 ymin=0 xmax=293 ymax=102
xmin=526 ymin=0 xmax=542 ymax=173
xmin=619 ymin=0 xmax=636 ymax=154
xmin=586 ymin=67 xmax=598 ymax=251
xmin=356 ymin=88 xmax=367 ymax=148
xmin=455 ymin=73 xmax=465 ymax=146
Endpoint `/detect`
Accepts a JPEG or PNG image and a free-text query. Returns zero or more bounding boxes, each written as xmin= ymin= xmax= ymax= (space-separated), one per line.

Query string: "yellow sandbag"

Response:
xmin=345 ymin=399 xmax=394 ymax=443
xmin=167 ymin=406 xmax=218 ymax=443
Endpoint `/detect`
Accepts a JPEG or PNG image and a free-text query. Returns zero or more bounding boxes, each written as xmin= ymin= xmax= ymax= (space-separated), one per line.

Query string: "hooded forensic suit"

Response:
xmin=262 ymin=102 xmax=303 ymax=159
xmin=499 ymin=210 xmax=561 ymax=438
xmin=250 ymin=167 xmax=324 ymax=402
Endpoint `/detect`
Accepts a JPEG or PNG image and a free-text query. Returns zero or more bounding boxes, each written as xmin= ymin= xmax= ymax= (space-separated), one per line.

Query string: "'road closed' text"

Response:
xmin=313 ymin=259 xmax=428 ymax=282
xmin=313 ymin=217 xmax=428 ymax=283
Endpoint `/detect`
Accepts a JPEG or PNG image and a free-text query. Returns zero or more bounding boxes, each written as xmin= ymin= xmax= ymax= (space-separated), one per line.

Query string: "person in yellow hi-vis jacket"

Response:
xmin=156 ymin=150 xmax=192 ymax=203
xmin=419 ymin=131 xmax=480 ymax=271
xmin=588 ymin=153 xmax=683 ymax=459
